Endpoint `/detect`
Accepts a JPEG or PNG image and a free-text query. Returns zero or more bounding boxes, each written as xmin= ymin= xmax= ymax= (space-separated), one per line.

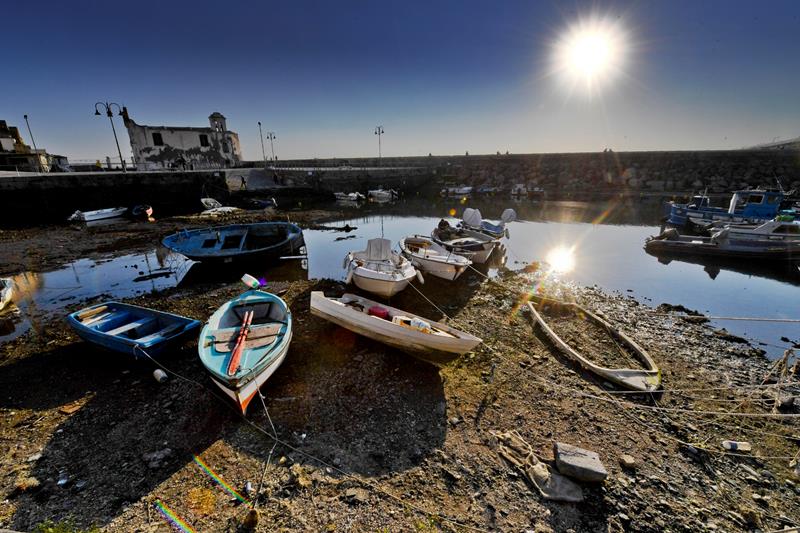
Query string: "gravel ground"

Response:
xmin=1 ymin=214 xmax=799 ymax=532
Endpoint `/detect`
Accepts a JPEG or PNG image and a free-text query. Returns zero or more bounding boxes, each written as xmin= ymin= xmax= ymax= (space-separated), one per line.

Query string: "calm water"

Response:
xmin=2 ymin=197 xmax=798 ymax=358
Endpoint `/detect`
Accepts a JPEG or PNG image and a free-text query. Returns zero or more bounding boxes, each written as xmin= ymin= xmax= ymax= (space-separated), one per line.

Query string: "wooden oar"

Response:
xmin=227 ymin=310 xmax=253 ymax=376
xmin=77 ymin=306 xmax=108 ymax=322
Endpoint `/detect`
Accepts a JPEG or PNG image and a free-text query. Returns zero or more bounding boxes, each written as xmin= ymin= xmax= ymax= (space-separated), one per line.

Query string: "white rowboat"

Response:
xmin=68 ymin=207 xmax=127 ymax=222
xmin=399 ymin=235 xmax=472 ymax=281
xmin=344 ymin=238 xmax=420 ymax=298
xmin=310 ymin=291 xmax=482 ymax=366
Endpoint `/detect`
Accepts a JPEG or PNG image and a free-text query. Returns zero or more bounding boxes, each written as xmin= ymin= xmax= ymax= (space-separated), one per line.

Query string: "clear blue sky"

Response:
xmin=3 ymin=0 xmax=799 ymax=162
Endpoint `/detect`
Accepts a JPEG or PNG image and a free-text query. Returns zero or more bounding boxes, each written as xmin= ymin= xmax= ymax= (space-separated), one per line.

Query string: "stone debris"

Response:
xmin=554 ymin=442 xmax=608 ymax=483
xmin=289 ymin=463 xmax=312 ymax=488
xmin=343 ymin=487 xmax=369 ymax=504
xmin=142 ymin=448 xmax=173 ymax=469
xmin=495 ymin=430 xmax=584 ymax=503
xmin=619 ymin=454 xmax=637 ymax=470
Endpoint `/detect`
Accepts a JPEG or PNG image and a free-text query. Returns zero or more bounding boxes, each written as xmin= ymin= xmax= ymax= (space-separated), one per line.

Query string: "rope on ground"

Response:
xmin=133 ymin=346 xmax=490 ymax=533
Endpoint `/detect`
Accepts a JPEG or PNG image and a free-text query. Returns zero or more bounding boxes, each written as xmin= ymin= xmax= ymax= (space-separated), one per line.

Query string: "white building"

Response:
xmin=122 ymin=108 xmax=242 ymax=170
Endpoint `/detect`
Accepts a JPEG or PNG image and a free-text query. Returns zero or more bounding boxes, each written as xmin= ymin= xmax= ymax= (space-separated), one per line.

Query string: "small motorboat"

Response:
xmin=334 ymin=192 xmax=366 ymax=202
xmin=162 ymin=222 xmax=305 ymax=264
xmin=310 ymin=291 xmax=481 ymax=366
xmin=344 ymin=238 xmax=420 ymax=298
xmin=431 ymin=220 xmax=498 ymax=264
xmin=128 ymin=204 xmax=154 ymax=220
xmin=198 ymin=288 xmax=292 ymax=414
xmin=510 ymin=183 xmax=528 ymax=197
xmin=68 ymin=207 xmax=128 ymax=222
xmin=367 ymin=189 xmax=398 ymax=203
xmin=688 ymin=218 xmax=800 ymax=243
xmin=399 ymin=235 xmax=472 ymax=281
xmin=201 ymin=197 xmax=223 ymax=210
xmin=0 ymin=278 xmax=13 ymax=311
xmin=645 ymin=228 xmax=800 ymax=260
xmin=66 ymin=302 xmax=201 ymax=358
xmin=526 ymin=296 xmax=661 ymax=392
xmin=440 ymin=185 xmax=473 ymax=197
xmin=461 ymin=208 xmax=516 ymax=239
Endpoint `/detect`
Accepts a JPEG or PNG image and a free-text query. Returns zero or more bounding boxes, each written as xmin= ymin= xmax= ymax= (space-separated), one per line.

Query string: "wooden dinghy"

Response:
xmin=66 ymin=302 xmax=201 ymax=358
xmin=526 ymin=296 xmax=661 ymax=392
xmin=310 ymin=291 xmax=481 ymax=366
xmin=198 ymin=290 xmax=292 ymax=414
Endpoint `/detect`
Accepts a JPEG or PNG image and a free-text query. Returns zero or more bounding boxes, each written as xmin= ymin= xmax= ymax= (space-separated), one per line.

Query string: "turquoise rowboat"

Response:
xmin=66 ymin=301 xmax=201 ymax=358
xmin=198 ymin=290 xmax=292 ymax=414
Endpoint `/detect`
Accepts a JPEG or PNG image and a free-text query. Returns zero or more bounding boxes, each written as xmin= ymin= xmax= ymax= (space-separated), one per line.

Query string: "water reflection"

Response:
xmin=545 ymin=245 xmax=576 ymax=273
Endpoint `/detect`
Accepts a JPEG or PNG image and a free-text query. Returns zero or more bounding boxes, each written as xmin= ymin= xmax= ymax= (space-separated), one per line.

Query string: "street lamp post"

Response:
xmin=258 ymin=122 xmax=267 ymax=170
xmin=374 ymin=125 xmax=384 ymax=166
xmin=22 ymin=114 xmax=43 ymax=173
xmin=264 ymin=132 xmax=276 ymax=163
xmin=94 ymin=101 xmax=126 ymax=173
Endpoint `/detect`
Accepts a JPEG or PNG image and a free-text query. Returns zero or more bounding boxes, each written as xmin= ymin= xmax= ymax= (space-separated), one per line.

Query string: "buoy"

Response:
xmin=153 ymin=369 xmax=168 ymax=383
xmin=416 ymin=270 xmax=425 ymax=284
xmin=241 ymin=273 xmax=261 ymax=289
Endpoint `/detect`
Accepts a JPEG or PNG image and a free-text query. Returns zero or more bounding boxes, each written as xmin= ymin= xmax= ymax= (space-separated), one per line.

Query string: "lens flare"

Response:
xmin=155 ymin=500 xmax=196 ymax=533
xmin=545 ymin=246 xmax=576 ymax=273
xmin=193 ymin=455 xmax=252 ymax=506
xmin=448 ymin=208 xmax=456 ymax=217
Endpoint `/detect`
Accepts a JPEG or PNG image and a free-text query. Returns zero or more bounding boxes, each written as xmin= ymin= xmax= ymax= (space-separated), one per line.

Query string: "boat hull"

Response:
xmin=350 ymin=267 xmax=413 ymax=297
xmin=0 ymin=278 xmax=12 ymax=312
xmin=310 ymin=292 xmax=481 ymax=366
xmin=645 ymin=237 xmax=800 ymax=260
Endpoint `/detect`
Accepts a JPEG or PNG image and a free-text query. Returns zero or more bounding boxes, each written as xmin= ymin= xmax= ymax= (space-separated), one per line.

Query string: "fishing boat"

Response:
xmin=367 ymin=189 xmax=398 ymax=202
xmin=645 ymin=228 xmax=800 ymax=260
xmin=310 ymin=291 xmax=481 ymax=366
xmin=68 ymin=207 xmax=127 ymax=222
xmin=198 ymin=289 xmax=292 ymax=413
xmin=461 ymin=208 xmax=516 ymax=239
xmin=162 ymin=222 xmax=305 ymax=264
xmin=526 ymin=296 xmax=661 ymax=392
xmin=399 ymin=235 xmax=472 ymax=281
xmin=344 ymin=238 xmax=420 ymax=298
xmin=431 ymin=220 xmax=498 ymax=264
xmin=66 ymin=302 xmax=201 ymax=358
xmin=665 ymin=189 xmax=793 ymax=228
xmin=0 ymin=278 xmax=13 ymax=311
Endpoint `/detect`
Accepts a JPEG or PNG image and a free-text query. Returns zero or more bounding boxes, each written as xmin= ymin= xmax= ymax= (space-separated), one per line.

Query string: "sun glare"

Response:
xmin=551 ymin=15 xmax=628 ymax=96
xmin=545 ymin=246 xmax=576 ymax=274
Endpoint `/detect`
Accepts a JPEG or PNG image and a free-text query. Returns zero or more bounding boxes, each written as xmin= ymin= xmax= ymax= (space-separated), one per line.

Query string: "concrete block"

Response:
xmin=554 ymin=442 xmax=608 ymax=483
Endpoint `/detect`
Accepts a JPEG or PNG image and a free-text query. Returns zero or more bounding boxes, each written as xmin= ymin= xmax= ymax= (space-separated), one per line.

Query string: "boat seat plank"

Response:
xmin=214 ymin=334 xmax=278 ymax=353
xmin=134 ymin=323 xmax=185 ymax=344
xmin=210 ymin=323 xmax=283 ymax=344
xmin=107 ymin=317 xmax=157 ymax=337
xmin=82 ymin=312 xmax=113 ymax=327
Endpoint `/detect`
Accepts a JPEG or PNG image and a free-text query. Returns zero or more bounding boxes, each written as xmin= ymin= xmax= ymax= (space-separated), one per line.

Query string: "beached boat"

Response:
xmin=0 ymin=278 xmax=13 ymax=311
xmin=310 ymin=291 xmax=481 ymax=366
xmin=344 ymin=238 xmax=420 ymax=298
xmin=431 ymin=220 xmax=498 ymax=264
xmin=162 ymin=222 xmax=305 ymax=264
xmin=66 ymin=301 xmax=201 ymax=358
xmin=367 ymin=189 xmax=398 ymax=202
xmin=526 ymin=296 xmax=661 ymax=392
xmin=201 ymin=197 xmax=223 ymax=210
xmin=645 ymin=228 xmax=800 ymax=260
xmin=399 ymin=235 xmax=472 ymax=281
xmin=334 ymin=192 xmax=366 ymax=202
xmin=198 ymin=289 xmax=292 ymax=414
xmin=68 ymin=207 xmax=127 ymax=222
xmin=461 ymin=208 xmax=516 ymax=239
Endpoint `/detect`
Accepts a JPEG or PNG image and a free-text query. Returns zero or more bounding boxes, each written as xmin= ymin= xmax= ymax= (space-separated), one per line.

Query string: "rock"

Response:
xmin=344 ymin=487 xmax=369 ymax=504
xmin=290 ymin=463 xmax=312 ymax=488
xmin=739 ymin=465 xmax=759 ymax=478
xmin=619 ymin=454 xmax=637 ymax=470
xmin=142 ymin=448 xmax=173 ymax=469
xmin=26 ymin=452 xmax=42 ymax=462
xmin=554 ymin=442 xmax=608 ymax=483
xmin=14 ymin=476 xmax=40 ymax=493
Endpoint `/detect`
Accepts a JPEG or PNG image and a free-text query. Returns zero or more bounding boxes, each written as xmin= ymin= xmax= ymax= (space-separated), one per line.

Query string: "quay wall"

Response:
xmin=262 ymin=149 xmax=800 ymax=195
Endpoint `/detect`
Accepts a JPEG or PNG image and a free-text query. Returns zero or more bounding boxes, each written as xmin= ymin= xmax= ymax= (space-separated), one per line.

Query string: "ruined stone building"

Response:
xmin=122 ymin=108 xmax=242 ymax=170
xmin=0 ymin=119 xmax=69 ymax=173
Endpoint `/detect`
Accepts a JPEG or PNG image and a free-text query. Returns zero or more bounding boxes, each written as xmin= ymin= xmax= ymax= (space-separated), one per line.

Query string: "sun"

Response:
xmin=551 ymin=15 xmax=628 ymax=96
xmin=545 ymin=246 xmax=576 ymax=274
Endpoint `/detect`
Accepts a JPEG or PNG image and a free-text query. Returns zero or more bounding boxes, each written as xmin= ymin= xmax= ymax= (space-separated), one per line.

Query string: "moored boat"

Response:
xmin=344 ymin=238 xmax=420 ymax=298
xmin=665 ymin=189 xmax=794 ymax=228
xmin=198 ymin=289 xmax=292 ymax=414
xmin=431 ymin=220 xmax=498 ymax=264
xmin=310 ymin=291 xmax=482 ymax=366
xmin=526 ymin=296 xmax=661 ymax=392
xmin=66 ymin=301 xmax=201 ymax=358
xmin=162 ymin=222 xmax=305 ymax=264
xmin=68 ymin=207 xmax=128 ymax=222
xmin=399 ymin=235 xmax=472 ymax=281
xmin=367 ymin=189 xmax=398 ymax=202
xmin=461 ymin=207 xmax=516 ymax=239
xmin=0 ymin=278 xmax=13 ymax=311
xmin=334 ymin=192 xmax=366 ymax=202
xmin=645 ymin=227 xmax=800 ymax=260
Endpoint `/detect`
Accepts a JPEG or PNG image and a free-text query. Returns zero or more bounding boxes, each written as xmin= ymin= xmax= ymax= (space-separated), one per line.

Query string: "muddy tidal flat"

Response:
xmin=1 ymin=208 xmax=799 ymax=532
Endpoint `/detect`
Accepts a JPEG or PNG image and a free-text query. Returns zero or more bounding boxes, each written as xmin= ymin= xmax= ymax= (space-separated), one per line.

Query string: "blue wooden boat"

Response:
xmin=66 ymin=302 xmax=201 ymax=358
xmin=198 ymin=290 xmax=292 ymax=414
xmin=665 ymin=189 xmax=792 ymax=228
xmin=162 ymin=222 xmax=304 ymax=264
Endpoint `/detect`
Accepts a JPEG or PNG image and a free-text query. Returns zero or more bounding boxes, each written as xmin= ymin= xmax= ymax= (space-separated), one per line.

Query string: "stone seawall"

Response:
xmin=264 ymin=149 xmax=800 ymax=194
xmin=0 ymin=170 xmax=229 ymax=224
